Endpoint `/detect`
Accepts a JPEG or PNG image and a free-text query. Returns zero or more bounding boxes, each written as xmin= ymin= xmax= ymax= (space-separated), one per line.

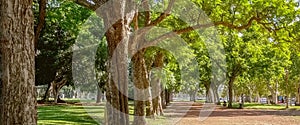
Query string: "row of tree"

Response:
xmin=0 ymin=0 xmax=299 ymax=124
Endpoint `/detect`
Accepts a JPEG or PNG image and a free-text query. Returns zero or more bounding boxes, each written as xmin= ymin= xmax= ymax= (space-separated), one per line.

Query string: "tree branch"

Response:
xmin=133 ymin=12 xmax=139 ymax=30
xmin=147 ymin=0 xmax=175 ymax=27
xmin=142 ymin=0 xmax=151 ymax=25
xmin=34 ymin=0 xmax=47 ymax=52
xmin=74 ymin=0 xmax=107 ymax=11
xmin=142 ymin=15 xmax=264 ymax=47
xmin=175 ymin=16 xmax=262 ymax=34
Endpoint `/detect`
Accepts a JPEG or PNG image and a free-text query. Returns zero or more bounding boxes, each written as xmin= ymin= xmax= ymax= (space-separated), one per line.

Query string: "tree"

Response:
xmin=35 ymin=0 xmax=91 ymax=103
xmin=0 ymin=0 xmax=37 ymax=124
xmin=73 ymin=0 xmax=299 ymax=124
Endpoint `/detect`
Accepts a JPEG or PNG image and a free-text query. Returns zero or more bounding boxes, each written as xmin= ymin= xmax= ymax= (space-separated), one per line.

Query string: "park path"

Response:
xmin=163 ymin=101 xmax=300 ymax=125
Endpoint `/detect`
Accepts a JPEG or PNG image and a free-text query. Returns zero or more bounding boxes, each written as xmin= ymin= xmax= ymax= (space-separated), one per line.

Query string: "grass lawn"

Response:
xmin=37 ymin=98 xmax=167 ymax=125
xmin=38 ymin=105 xmax=102 ymax=125
xmin=38 ymin=103 xmax=168 ymax=125
xmin=229 ymin=102 xmax=300 ymax=110
xmin=38 ymin=100 xmax=300 ymax=124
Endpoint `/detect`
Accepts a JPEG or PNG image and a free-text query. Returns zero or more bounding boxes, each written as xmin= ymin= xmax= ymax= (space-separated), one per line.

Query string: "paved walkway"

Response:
xmin=162 ymin=102 xmax=300 ymax=125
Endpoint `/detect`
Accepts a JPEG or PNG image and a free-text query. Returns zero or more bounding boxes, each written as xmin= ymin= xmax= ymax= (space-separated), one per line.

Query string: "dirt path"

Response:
xmin=163 ymin=102 xmax=300 ymax=125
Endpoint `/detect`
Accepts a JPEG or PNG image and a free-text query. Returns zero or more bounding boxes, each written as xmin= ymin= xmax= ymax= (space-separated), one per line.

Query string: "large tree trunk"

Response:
xmin=151 ymin=51 xmax=164 ymax=116
xmin=73 ymin=2 xmax=136 ymax=124
xmin=145 ymin=99 xmax=154 ymax=118
xmin=0 ymin=52 xmax=2 ymax=123
xmin=0 ymin=0 xmax=37 ymax=124
xmin=132 ymin=50 xmax=149 ymax=125
xmin=51 ymin=78 xmax=67 ymax=104
xmin=100 ymin=1 xmax=135 ymax=125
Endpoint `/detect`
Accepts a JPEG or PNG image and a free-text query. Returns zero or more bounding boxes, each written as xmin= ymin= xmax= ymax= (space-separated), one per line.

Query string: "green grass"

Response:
xmin=196 ymin=100 xmax=206 ymax=103
xmin=38 ymin=104 xmax=169 ymax=125
xmin=39 ymin=101 xmax=300 ymax=124
xmin=229 ymin=103 xmax=300 ymax=110
xmin=37 ymin=100 xmax=151 ymax=125
xmin=38 ymin=105 xmax=102 ymax=125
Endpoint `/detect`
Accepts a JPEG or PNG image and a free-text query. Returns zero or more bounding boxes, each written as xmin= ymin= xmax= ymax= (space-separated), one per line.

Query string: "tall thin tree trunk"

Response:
xmin=96 ymin=87 xmax=103 ymax=103
xmin=228 ymin=77 xmax=234 ymax=108
xmin=298 ymin=83 xmax=300 ymax=104
xmin=165 ymin=89 xmax=171 ymax=106
xmin=151 ymin=51 xmax=164 ymax=116
xmin=285 ymin=69 xmax=289 ymax=108
xmin=0 ymin=0 xmax=37 ymax=124
xmin=249 ymin=91 xmax=253 ymax=103
xmin=286 ymin=95 xmax=289 ymax=108
xmin=145 ymin=68 xmax=153 ymax=118
xmin=42 ymin=83 xmax=51 ymax=101
xmin=161 ymin=86 xmax=166 ymax=109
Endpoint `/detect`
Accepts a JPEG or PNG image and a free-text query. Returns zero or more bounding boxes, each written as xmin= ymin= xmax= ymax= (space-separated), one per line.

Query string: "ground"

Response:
xmin=164 ymin=102 xmax=300 ymax=125
xmin=38 ymin=101 xmax=300 ymax=125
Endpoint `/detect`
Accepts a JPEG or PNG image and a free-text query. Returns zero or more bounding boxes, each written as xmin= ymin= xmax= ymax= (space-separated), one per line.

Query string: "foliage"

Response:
xmin=35 ymin=0 xmax=92 ymax=86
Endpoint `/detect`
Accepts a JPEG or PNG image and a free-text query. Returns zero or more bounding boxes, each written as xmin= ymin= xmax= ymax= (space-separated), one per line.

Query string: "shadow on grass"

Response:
xmin=38 ymin=101 xmax=137 ymax=125
xmin=38 ymin=105 xmax=104 ymax=125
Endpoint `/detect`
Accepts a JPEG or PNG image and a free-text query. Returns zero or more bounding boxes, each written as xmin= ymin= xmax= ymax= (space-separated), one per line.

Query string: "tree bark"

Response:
xmin=267 ymin=80 xmax=277 ymax=104
xmin=42 ymin=83 xmax=51 ymax=101
xmin=0 ymin=84 xmax=1 ymax=123
xmin=209 ymin=83 xmax=220 ymax=104
xmin=285 ymin=69 xmax=289 ymax=108
xmin=34 ymin=0 xmax=47 ymax=51
xmin=189 ymin=91 xmax=196 ymax=102
xmin=100 ymin=1 xmax=135 ymax=125
xmin=228 ymin=77 xmax=235 ymax=108
xmin=96 ymin=87 xmax=103 ymax=103
xmin=165 ymin=89 xmax=171 ymax=106
xmin=249 ymin=91 xmax=253 ymax=103
xmin=151 ymin=51 xmax=164 ymax=116
xmin=256 ymin=92 xmax=261 ymax=103
xmin=0 ymin=0 xmax=37 ymax=124
xmin=298 ymin=83 xmax=300 ymax=104
xmin=205 ymin=84 xmax=211 ymax=103
xmin=132 ymin=50 xmax=148 ymax=125
xmin=161 ymin=86 xmax=166 ymax=109
xmin=51 ymin=78 xmax=67 ymax=104
xmin=145 ymin=99 xmax=154 ymax=118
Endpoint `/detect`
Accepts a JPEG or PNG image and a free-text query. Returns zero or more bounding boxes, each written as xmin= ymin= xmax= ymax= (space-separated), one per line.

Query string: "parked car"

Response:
xmin=219 ymin=98 xmax=228 ymax=102
xmin=260 ymin=98 xmax=267 ymax=104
